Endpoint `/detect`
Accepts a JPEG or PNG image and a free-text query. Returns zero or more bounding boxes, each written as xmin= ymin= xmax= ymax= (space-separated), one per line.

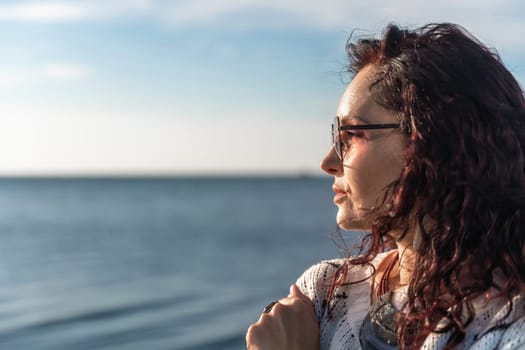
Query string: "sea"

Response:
xmin=0 ymin=177 xmax=357 ymax=350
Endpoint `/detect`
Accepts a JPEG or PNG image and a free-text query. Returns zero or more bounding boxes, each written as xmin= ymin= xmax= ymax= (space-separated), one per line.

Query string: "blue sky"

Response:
xmin=1 ymin=0 xmax=524 ymax=176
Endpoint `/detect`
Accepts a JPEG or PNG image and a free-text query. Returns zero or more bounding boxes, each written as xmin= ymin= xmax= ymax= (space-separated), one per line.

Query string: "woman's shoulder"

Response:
xmin=295 ymin=251 xmax=393 ymax=305
xmin=497 ymin=313 xmax=525 ymax=349
xmin=425 ymin=292 xmax=525 ymax=349
xmin=478 ymin=293 xmax=525 ymax=349
xmin=295 ymin=258 xmax=343 ymax=303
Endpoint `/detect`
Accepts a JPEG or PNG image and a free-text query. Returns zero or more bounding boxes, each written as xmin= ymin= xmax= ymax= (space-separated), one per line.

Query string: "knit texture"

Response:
xmin=296 ymin=252 xmax=525 ymax=350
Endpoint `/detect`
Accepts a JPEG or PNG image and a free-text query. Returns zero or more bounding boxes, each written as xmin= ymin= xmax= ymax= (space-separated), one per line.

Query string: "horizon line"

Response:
xmin=0 ymin=172 xmax=327 ymax=179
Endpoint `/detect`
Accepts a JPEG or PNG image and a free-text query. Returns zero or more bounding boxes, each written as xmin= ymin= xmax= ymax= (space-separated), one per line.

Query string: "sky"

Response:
xmin=1 ymin=0 xmax=524 ymax=176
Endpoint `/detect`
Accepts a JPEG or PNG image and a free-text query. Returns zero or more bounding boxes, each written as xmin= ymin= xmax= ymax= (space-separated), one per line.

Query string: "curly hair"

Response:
xmin=340 ymin=23 xmax=525 ymax=349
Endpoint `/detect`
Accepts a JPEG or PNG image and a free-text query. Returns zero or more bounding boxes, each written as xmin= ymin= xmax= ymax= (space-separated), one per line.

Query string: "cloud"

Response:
xmin=1 ymin=1 xmax=523 ymax=57
xmin=0 ymin=0 xmax=153 ymax=22
xmin=2 ymin=0 xmax=523 ymax=49
xmin=0 ymin=2 xmax=92 ymax=22
xmin=42 ymin=63 xmax=93 ymax=80
xmin=155 ymin=0 xmax=513 ymax=27
xmin=3 ymin=0 xmax=522 ymax=29
xmin=0 ymin=62 xmax=93 ymax=88
xmin=157 ymin=0 xmax=359 ymax=29
xmin=155 ymin=0 xmax=525 ymax=49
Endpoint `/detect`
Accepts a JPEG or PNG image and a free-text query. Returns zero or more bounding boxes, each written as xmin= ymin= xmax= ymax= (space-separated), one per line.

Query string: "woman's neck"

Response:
xmin=394 ymin=238 xmax=417 ymax=287
xmin=371 ymin=235 xmax=417 ymax=304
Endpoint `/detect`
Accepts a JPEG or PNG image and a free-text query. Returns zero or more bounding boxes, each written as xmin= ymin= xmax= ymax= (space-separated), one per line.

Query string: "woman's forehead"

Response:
xmin=337 ymin=69 xmax=398 ymax=125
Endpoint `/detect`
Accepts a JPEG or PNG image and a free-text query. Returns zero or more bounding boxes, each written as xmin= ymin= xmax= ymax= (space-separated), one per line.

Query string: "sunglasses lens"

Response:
xmin=333 ymin=117 xmax=341 ymax=160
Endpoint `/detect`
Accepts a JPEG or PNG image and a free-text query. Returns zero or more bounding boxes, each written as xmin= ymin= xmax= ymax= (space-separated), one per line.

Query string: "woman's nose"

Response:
xmin=320 ymin=145 xmax=343 ymax=176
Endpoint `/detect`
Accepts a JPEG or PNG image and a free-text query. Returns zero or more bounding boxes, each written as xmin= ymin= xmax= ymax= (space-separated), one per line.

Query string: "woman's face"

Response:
xmin=321 ymin=65 xmax=407 ymax=230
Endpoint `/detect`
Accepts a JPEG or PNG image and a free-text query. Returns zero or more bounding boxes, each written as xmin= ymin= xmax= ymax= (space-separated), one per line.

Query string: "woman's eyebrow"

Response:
xmin=340 ymin=116 xmax=371 ymax=124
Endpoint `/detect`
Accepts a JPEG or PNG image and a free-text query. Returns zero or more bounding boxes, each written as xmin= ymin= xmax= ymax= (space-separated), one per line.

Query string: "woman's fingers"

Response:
xmin=246 ymin=286 xmax=319 ymax=350
xmin=289 ymin=284 xmax=302 ymax=297
xmin=282 ymin=284 xmax=317 ymax=321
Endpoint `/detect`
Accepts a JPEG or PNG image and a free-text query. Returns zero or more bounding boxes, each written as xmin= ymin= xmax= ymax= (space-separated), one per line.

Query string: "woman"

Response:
xmin=246 ymin=23 xmax=525 ymax=349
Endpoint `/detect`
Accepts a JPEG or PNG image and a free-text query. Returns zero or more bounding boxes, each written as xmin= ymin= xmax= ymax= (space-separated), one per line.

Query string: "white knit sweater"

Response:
xmin=296 ymin=252 xmax=525 ymax=349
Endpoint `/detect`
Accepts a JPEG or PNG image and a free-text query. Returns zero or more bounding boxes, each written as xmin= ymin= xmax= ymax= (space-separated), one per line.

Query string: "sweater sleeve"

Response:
xmin=295 ymin=259 xmax=345 ymax=323
xmin=296 ymin=259 xmax=374 ymax=350
xmin=498 ymin=314 xmax=525 ymax=349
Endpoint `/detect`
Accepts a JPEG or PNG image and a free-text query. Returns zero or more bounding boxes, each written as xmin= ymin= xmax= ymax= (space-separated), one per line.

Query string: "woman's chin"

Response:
xmin=336 ymin=214 xmax=364 ymax=231
xmin=336 ymin=209 xmax=370 ymax=231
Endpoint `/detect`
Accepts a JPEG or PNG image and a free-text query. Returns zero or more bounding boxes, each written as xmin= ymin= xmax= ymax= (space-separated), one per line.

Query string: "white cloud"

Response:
xmin=0 ymin=2 xmax=92 ymax=22
xmin=3 ymin=0 xmax=522 ymax=31
xmin=155 ymin=0 xmax=525 ymax=50
xmin=0 ymin=0 xmax=153 ymax=22
xmin=154 ymin=0 xmax=504 ymax=27
xmin=42 ymin=63 xmax=93 ymax=80
xmin=0 ymin=62 xmax=93 ymax=88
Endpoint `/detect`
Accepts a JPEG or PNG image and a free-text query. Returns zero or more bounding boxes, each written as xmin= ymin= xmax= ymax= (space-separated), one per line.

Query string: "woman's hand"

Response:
xmin=246 ymin=284 xmax=320 ymax=350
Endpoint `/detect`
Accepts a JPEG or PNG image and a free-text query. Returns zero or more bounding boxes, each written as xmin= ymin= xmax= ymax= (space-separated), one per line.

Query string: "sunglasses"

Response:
xmin=331 ymin=116 xmax=400 ymax=160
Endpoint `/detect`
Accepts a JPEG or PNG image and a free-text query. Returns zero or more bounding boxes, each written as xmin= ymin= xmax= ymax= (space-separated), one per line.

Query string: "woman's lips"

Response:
xmin=332 ymin=186 xmax=347 ymax=204
xmin=334 ymin=192 xmax=347 ymax=204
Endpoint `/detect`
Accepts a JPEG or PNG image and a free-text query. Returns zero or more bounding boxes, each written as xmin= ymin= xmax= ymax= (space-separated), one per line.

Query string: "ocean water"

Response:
xmin=0 ymin=177 xmax=348 ymax=350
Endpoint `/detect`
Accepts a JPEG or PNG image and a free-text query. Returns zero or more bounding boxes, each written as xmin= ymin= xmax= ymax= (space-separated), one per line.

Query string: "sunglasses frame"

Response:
xmin=332 ymin=116 xmax=400 ymax=160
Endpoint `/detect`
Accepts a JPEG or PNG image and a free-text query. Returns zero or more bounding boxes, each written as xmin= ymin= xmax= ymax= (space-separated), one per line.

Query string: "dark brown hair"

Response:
xmin=343 ymin=23 xmax=525 ymax=348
